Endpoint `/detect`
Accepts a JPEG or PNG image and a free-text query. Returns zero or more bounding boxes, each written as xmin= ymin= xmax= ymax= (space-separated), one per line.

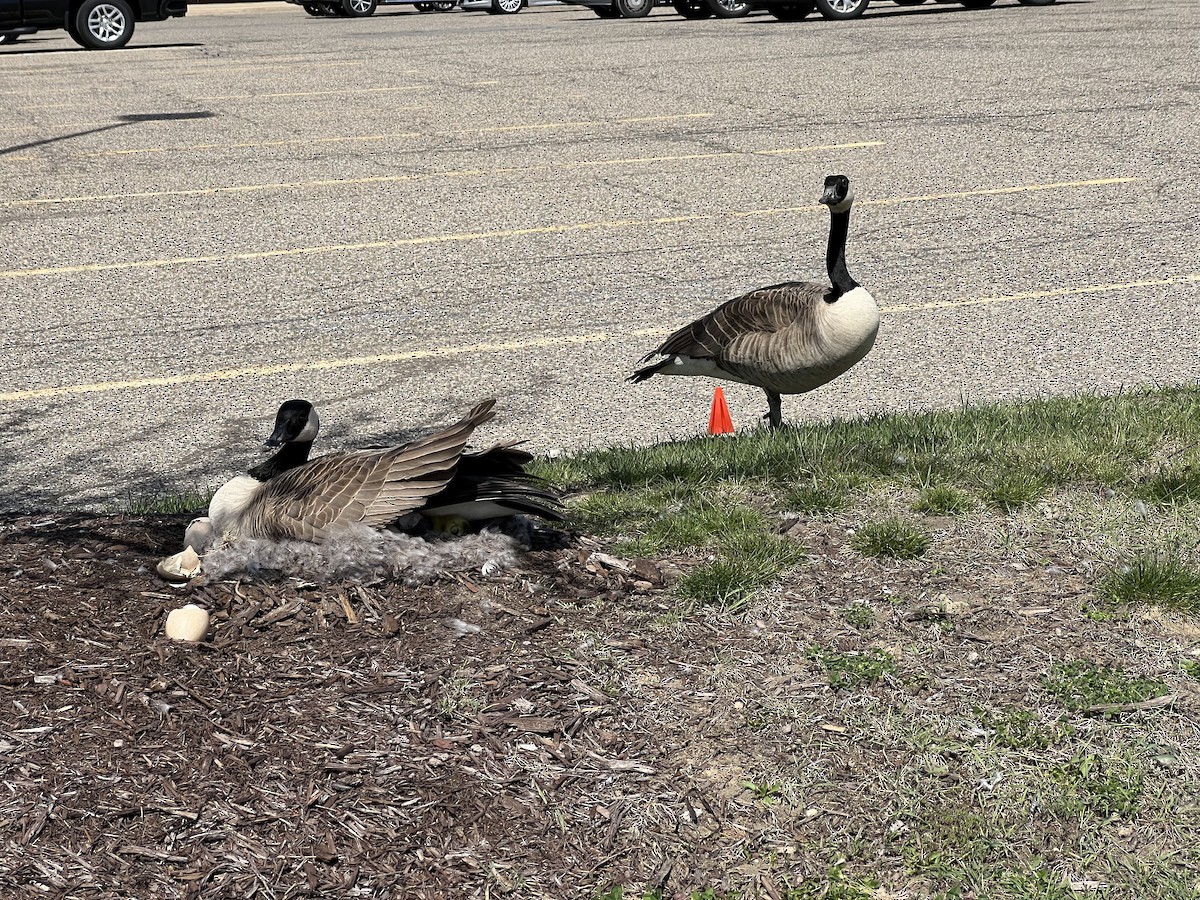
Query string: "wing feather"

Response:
xmin=242 ymin=399 xmax=497 ymax=540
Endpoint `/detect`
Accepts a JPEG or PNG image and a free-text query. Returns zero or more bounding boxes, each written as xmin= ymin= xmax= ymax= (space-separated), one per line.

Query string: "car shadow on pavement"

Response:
xmin=0 ymin=111 xmax=214 ymax=157
xmin=0 ymin=41 xmax=203 ymax=56
xmin=749 ymin=0 xmax=1091 ymax=22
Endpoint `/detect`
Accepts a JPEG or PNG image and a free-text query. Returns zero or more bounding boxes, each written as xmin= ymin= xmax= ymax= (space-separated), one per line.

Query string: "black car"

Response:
xmin=1 ymin=0 xmax=186 ymax=49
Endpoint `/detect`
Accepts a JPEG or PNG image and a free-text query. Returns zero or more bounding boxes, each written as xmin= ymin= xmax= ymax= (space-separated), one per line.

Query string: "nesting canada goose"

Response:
xmin=629 ymin=174 xmax=880 ymax=428
xmin=205 ymin=398 xmax=562 ymax=544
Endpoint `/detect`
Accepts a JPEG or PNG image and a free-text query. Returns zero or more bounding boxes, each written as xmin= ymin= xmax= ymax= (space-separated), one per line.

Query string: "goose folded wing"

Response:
xmin=648 ymin=282 xmax=830 ymax=362
xmin=246 ymin=399 xmax=498 ymax=541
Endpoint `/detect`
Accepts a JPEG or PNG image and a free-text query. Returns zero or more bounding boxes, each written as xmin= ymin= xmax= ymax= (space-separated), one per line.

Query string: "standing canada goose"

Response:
xmin=207 ymin=398 xmax=562 ymax=544
xmin=629 ymin=174 xmax=880 ymax=428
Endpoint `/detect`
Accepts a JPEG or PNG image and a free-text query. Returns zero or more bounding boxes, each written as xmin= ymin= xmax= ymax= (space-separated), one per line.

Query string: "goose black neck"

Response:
xmin=247 ymin=441 xmax=313 ymax=481
xmin=826 ymin=207 xmax=858 ymax=301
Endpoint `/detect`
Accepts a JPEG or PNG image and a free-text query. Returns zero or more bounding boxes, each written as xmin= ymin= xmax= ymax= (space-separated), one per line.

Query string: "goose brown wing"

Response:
xmin=244 ymin=399 xmax=497 ymax=542
xmin=647 ymin=281 xmax=830 ymax=363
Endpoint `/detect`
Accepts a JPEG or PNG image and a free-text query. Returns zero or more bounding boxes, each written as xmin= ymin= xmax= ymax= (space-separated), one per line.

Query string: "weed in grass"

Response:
xmin=853 ymin=518 xmax=929 ymax=559
xmin=597 ymin=888 xmax=663 ymax=900
xmin=1183 ymin=660 xmax=1200 ymax=680
xmin=914 ymin=484 xmax=972 ymax=516
xmin=1097 ymin=553 xmax=1200 ymax=613
xmin=784 ymin=864 xmax=880 ymax=900
xmin=677 ymin=531 xmax=805 ymax=610
xmin=981 ymin=470 xmax=1046 ymax=511
xmin=842 ymin=602 xmax=875 ymax=630
xmin=1050 ymin=752 xmax=1144 ymax=817
xmin=808 ymin=646 xmax=896 ymax=689
xmin=1043 ymin=660 xmax=1169 ymax=713
xmin=1139 ymin=465 xmax=1200 ymax=505
xmin=1000 ymin=867 xmax=1077 ymax=900
xmin=741 ymin=780 xmax=782 ymax=805
xmin=976 ymin=707 xmax=1068 ymax=750
xmin=126 ymin=488 xmax=213 ymax=516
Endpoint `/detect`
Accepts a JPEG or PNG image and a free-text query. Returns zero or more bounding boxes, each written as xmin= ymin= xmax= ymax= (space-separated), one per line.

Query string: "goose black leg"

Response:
xmin=763 ymin=390 xmax=783 ymax=429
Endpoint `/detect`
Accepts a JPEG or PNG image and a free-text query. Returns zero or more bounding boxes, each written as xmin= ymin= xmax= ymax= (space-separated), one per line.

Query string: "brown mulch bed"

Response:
xmin=2 ymin=509 xmax=1199 ymax=899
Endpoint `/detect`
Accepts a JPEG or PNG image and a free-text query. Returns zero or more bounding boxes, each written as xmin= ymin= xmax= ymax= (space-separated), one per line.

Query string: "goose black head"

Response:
xmin=819 ymin=174 xmax=854 ymax=213
xmin=264 ymin=399 xmax=319 ymax=448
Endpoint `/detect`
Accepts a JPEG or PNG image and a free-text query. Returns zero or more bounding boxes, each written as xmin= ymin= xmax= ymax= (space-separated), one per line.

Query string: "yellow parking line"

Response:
xmin=195 ymin=85 xmax=426 ymax=100
xmin=10 ymin=141 xmax=883 ymax=207
xmin=3 ymin=112 xmax=714 ymax=161
xmin=883 ymin=274 xmax=1200 ymax=314
xmin=0 ymin=176 xmax=1142 ymax=280
xmin=3 ymin=273 xmax=1195 ymax=404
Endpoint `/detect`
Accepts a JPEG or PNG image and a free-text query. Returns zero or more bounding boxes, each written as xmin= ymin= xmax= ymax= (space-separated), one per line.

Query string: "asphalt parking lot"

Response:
xmin=1 ymin=0 xmax=1197 ymax=511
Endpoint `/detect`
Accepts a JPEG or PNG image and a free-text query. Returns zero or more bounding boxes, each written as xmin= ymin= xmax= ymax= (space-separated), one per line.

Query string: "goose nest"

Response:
xmin=203 ymin=523 xmax=520 ymax=585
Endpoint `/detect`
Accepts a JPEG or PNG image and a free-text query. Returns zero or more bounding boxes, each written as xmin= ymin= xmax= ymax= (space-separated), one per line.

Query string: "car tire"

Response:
xmin=415 ymin=1 xmax=432 ymax=8
xmin=814 ymin=0 xmax=868 ymax=18
xmin=0 ymin=31 xmax=18 ymax=43
xmin=341 ymin=0 xmax=376 ymax=15
xmin=432 ymin=0 xmax=457 ymax=8
xmin=960 ymin=0 xmax=995 ymax=6
xmin=672 ymin=0 xmax=713 ymax=16
xmin=71 ymin=0 xmax=135 ymax=49
xmin=615 ymin=0 xmax=653 ymax=15
xmin=487 ymin=0 xmax=523 ymax=13
xmin=769 ymin=1 xmax=814 ymax=18
xmin=703 ymin=0 xmax=750 ymax=16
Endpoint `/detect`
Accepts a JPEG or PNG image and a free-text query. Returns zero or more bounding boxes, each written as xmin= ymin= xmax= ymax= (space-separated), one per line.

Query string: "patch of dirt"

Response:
xmin=1 ymin=507 xmax=1199 ymax=899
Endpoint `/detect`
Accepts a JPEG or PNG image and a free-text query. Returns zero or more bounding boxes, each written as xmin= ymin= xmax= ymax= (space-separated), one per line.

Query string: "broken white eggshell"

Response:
xmin=164 ymin=604 xmax=210 ymax=642
xmin=155 ymin=546 xmax=202 ymax=583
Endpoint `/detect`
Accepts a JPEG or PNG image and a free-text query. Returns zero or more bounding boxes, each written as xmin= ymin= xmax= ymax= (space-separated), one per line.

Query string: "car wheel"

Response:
xmin=341 ymin=0 xmax=376 ymax=15
xmin=487 ymin=0 xmax=523 ymax=13
xmin=415 ymin=1 xmax=432 ymax=8
xmin=672 ymin=0 xmax=713 ymax=16
xmin=615 ymin=0 xmax=653 ymax=15
xmin=432 ymin=0 xmax=457 ymax=8
xmin=960 ymin=0 xmax=995 ymax=6
xmin=318 ymin=2 xmax=343 ymax=12
xmin=703 ymin=0 xmax=749 ymax=16
xmin=814 ymin=0 xmax=868 ymax=18
xmin=769 ymin=1 xmax=814 ymax=18
xmin=71 ymin=0 xmax=135 ymax=49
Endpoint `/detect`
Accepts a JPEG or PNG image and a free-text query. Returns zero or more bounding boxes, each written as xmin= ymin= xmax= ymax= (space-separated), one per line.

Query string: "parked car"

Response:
xmin=560 ymin=0 xmax=748 ymax=18
xmin=755 ymin=0 xmax=1055 ymax=21
xmin=287 ymin=0 xmax=524 ymax=17
xmin=0 ymin=0 xmax=186 ymax=48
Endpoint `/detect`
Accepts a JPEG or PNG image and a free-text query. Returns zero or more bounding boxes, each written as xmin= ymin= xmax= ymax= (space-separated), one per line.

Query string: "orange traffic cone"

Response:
xmin=708 ymin=387 xmax=734 ymax=436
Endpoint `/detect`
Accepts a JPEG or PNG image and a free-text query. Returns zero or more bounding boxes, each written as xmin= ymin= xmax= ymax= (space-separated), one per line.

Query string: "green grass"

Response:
xmin=808 ymin=646 xmax=897 ymax=689
xmin=125 ymin=488 xmax=214 ymax=516
xmin=914 ymin=484 xmax=972 ymax=516
xmin=782 ymin=474 xmax=859 ymax=514
xmin=1050 ymin=751 xmax=1145 ymax=817
xmin=1139 ymin=465 xmax=1200 ymax=505
xmin=1096 ymin=553 xmax=1200 ymax=613
xmin=1043 ymin=660 xmax=1169 ymax=713
xmin=1183 ymin=660 xmax=1200 ymax=680
xmin=853 ymin=518 xmax=930 ymax=559
xmin=676 ymin=531 xmax=805 ymax=610
xmin=981 ymin=471 xmax=1047 ymax=511
xmin=545 ymin=388 xmax=1200 ymax=498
